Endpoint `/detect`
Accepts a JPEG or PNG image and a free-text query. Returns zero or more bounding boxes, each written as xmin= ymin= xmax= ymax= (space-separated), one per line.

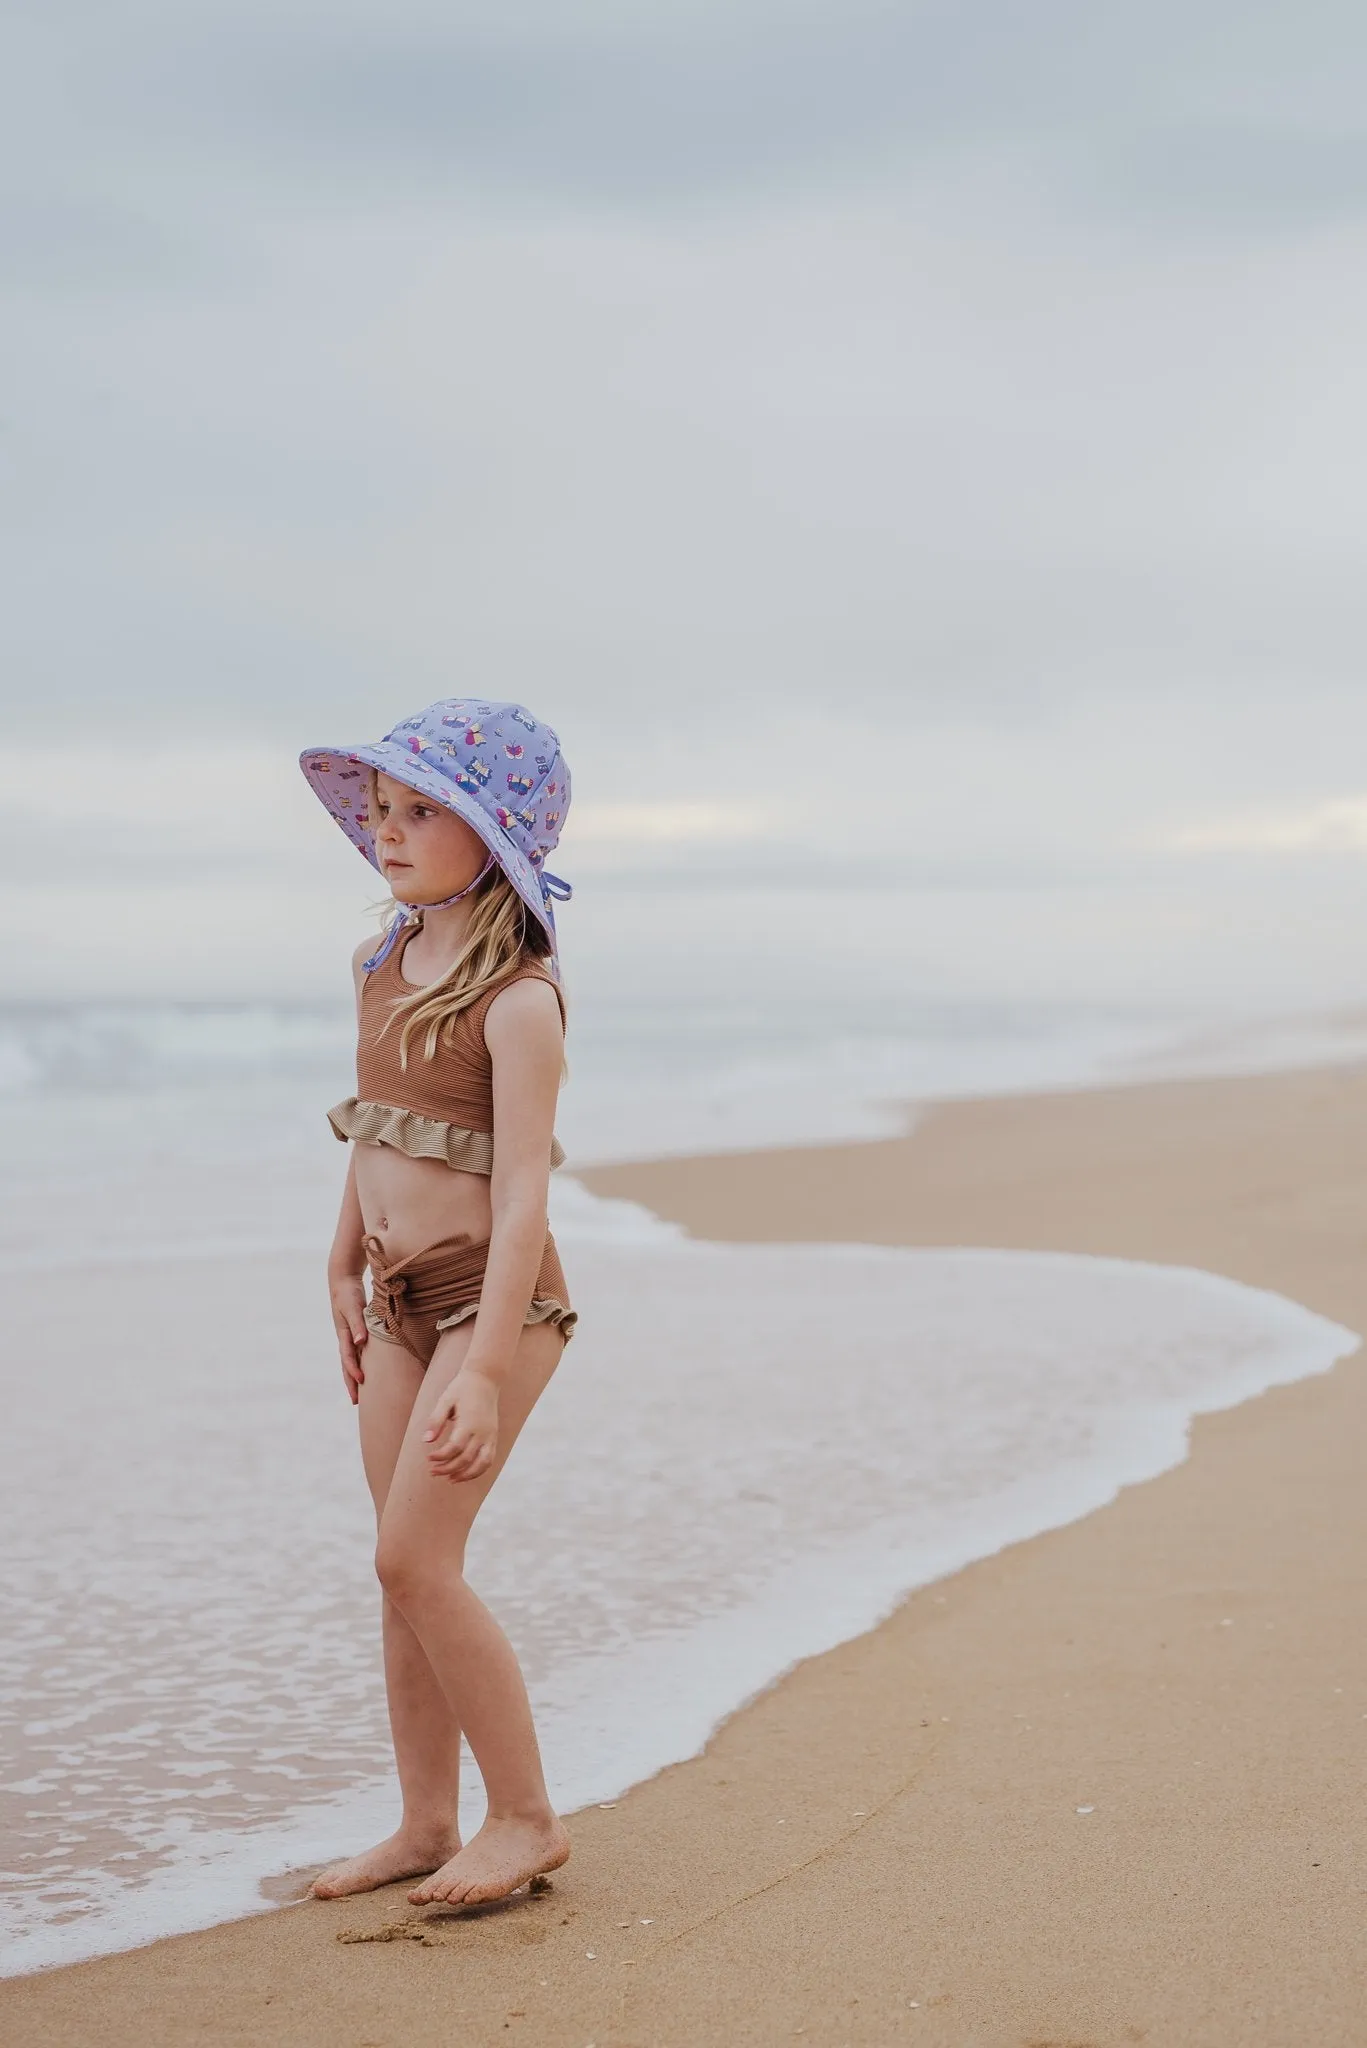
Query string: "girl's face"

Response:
xmin=372 ymin=772 xmax=489 ymax=903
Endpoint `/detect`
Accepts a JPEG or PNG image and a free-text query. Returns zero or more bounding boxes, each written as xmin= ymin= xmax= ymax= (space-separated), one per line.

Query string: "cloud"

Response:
xmin=568 ymin=801 xmax=775 ymax=844
xmin=12 ymin=1 xmax=1367 ymax=229
xmin=9 ymin=175 xmax=1367 ymax=759
xmin=8 ymin=0 xmax=1367 ymax=1003
xmin=1169 ymin=797 xmax=1367 ymax=854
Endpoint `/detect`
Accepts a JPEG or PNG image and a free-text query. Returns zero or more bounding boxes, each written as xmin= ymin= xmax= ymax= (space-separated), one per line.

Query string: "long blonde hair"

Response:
xmin=367 ymin=778 xmax=554 ymax=1069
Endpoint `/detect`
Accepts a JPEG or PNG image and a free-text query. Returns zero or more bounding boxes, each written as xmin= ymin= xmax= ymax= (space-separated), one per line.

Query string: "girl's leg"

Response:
xmin=373 ymin=1317 xmax=569 ymax=1907
xmin=311 ymin=1334 xmax=462 ymax=1898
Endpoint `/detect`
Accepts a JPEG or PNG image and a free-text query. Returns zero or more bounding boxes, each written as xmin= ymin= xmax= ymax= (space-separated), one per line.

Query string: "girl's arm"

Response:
xmin=329 ymin=1149 xmax=370 ymax=1404
xmin=423 ymin=975 xmax=565 ymax=1480
xmin=328 ymin=942 xmax=374 ymax=1403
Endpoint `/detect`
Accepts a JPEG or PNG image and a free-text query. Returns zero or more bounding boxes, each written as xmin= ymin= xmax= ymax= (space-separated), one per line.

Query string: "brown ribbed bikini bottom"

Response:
xmin=362 ymin=1229 xmax=575 ymax=1368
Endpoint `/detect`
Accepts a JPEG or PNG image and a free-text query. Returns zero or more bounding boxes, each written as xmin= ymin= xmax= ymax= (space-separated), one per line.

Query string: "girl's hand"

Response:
xmin=329 ymin=1270 xmax=369 ymax=1404
xmin=424 ymin=1368 xmax=500 ymax=1483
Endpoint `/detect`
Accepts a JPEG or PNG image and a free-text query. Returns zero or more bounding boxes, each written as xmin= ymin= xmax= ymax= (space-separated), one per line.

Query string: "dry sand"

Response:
xmin=6 ymin=1063 xmax=1367 ymax=2046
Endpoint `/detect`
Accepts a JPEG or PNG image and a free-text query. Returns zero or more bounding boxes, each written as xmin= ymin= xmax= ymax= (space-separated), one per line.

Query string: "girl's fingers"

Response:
xmin=429 ymin=1441 xmax=471 ymax=1472
xmin=330 ymin=1286 xmax=368 ymax=1406
xmin=453 ymin=1450 xmax=493 ymax=1484
xmin=429 ymin=1436 xmax=477 ymax=1471
xmin=432 ymin=1436 xmax=495 ymax=1481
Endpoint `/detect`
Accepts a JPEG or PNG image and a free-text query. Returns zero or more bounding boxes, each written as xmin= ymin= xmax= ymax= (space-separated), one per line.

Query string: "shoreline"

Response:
xmin=7 ymin=1061 xmax=1367 ymax=2044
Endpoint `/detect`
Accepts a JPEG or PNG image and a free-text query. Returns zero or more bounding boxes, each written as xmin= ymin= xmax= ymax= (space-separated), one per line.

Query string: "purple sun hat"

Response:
xmin=300 ymin=698 xmax=572 ymax=973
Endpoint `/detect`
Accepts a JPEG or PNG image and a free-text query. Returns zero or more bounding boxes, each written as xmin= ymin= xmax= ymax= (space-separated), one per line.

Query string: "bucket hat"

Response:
xmin=300 ymin=698 xmax=571 ymax=974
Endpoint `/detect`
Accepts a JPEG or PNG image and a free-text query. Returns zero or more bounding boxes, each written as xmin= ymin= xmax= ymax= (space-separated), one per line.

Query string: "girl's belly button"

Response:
xmin=377 ymin=1216 xmax=388 ymax=1231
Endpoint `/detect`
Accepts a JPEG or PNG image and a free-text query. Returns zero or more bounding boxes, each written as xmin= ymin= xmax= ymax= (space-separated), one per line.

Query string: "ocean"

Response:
xmin=2 ymin=992 xmax=1362 ymax=1977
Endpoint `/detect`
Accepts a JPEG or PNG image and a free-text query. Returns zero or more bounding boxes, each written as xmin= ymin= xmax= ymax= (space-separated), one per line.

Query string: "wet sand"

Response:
xmin=6 ymin=1063 xmax=1367 ymax=2046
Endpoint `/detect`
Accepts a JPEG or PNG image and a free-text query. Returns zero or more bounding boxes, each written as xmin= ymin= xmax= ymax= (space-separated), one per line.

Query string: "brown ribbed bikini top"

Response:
xmin=355 ymin=938 xmax=565 ymax=1139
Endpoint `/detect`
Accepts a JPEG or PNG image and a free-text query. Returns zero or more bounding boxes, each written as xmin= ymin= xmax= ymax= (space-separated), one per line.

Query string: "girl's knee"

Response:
xmin=374 ymin=1527 xmax=465 ymax=1611
xmin=375 ymin=1530 xmax=425 ymax=1609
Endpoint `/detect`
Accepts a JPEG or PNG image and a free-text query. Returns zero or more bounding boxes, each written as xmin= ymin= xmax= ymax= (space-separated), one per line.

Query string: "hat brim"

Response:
xmin=299 ymin=741 xmax=560 ymax=955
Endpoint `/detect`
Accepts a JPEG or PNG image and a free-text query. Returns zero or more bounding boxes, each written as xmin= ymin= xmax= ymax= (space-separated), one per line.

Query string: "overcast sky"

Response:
xmin=7 ymin=2 xmax=1367 ymax=1001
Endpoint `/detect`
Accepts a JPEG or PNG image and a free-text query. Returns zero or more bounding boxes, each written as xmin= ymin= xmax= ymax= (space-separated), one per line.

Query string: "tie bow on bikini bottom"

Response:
xmin=361 ymin=1230 xmax=575 ymax=1366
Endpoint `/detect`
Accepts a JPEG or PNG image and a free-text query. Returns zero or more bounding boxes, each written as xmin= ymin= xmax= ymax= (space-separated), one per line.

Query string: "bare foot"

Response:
xmin=407 ymin=1814 xmax=570 ymax=1908
xmin=311 ymin=1826 xmax=460 ymax=1900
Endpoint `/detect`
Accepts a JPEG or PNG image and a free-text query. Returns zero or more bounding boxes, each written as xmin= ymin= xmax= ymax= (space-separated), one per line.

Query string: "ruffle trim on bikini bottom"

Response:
xmin=436 ymin=1295 xmax=577 ymax=1341
xmin=328 ymin=1097 xmax=566 ymax=1173
xmin=362 ymin=1295 xmax=577 ymax=1344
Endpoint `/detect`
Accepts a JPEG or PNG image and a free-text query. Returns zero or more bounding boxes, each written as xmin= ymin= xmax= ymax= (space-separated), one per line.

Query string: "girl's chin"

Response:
xmin=386 ymin=870 xmax=471 ymax=904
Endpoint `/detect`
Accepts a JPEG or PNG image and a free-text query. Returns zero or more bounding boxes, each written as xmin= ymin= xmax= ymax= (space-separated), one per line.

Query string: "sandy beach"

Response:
xmin=6 ymin=1060 xmax=1367 ymax=2046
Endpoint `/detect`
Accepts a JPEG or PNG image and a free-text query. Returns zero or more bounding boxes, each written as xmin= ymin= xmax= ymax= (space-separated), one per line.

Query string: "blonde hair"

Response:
xmin=366 ymin=773 xmax=554 ymax=1070
xmin=379 ymin=867 xmax=555 ymax=1069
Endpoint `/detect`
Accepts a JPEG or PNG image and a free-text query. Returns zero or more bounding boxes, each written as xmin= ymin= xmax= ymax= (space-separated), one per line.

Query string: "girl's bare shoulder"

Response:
xmin=482 ymin=972 xmax=565 ymax=1049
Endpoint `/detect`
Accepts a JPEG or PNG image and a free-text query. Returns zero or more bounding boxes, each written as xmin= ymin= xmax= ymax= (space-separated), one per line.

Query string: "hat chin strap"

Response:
xmin=362 ymin=855 xmax=496 ymax=974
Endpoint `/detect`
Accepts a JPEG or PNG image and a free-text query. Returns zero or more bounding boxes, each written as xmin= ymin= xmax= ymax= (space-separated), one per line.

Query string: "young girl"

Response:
xmin=298 ymin=698 xmax=575 ymax=1909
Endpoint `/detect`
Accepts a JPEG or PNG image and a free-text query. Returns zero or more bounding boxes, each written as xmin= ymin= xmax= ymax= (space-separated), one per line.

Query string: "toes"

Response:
xmin=405 ymin=1848 xmax=541 ymax=1911
xmin=410 ymin=1873 xmax=473 ymax=1907
xmin=458 ymin=1874 xmax=514 ymax=1905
